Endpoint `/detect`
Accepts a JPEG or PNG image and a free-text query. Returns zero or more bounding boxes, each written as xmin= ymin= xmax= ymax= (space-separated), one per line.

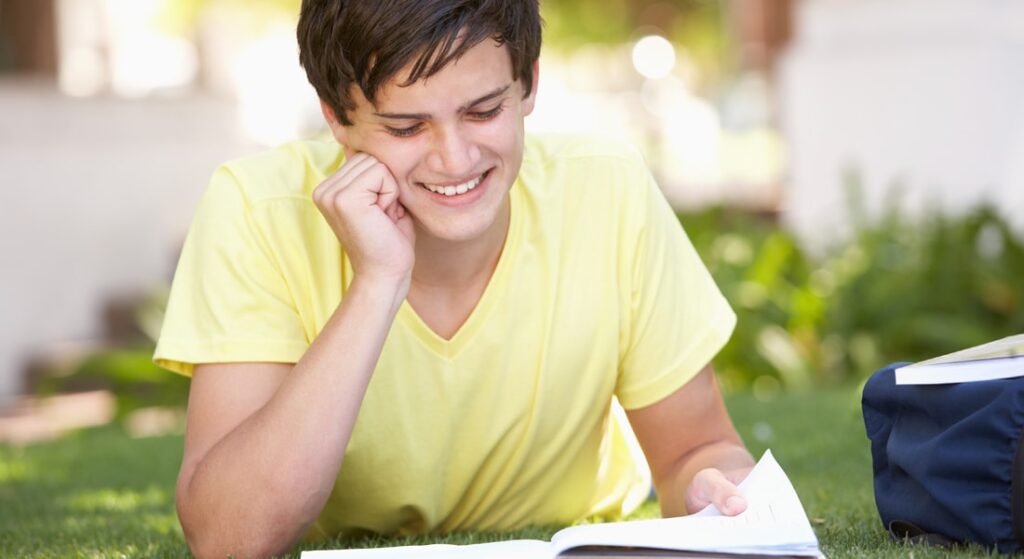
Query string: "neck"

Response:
xmin=411 ymin=198 xmax=511 ymax=292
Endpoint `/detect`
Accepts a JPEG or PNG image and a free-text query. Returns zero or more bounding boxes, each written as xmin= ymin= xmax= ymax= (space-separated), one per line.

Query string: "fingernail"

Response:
xmin=725 ymin=496 xmax=745 ymax=514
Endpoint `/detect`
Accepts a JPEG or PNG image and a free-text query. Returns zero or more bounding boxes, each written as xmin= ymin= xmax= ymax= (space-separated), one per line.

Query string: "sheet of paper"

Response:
xmin=912 ymin=333 xmax=1024 ymax=365
xmin=895 ymin=333 xmax=1024 ymax=384
xmin=302 ymin=539 xmax=549 ymax=559
xmin=548 ymin=450 xmax=820 ymax=557
xmin=895 ymin=356 xmax=1024 ymax=384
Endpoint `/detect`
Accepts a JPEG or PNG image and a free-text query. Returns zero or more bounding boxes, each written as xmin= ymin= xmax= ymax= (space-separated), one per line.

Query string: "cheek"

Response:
xmin=366 ymin=140 xmax=421 ymax=180
xmin=479 ymin=114 xmax=524 ymax=156
xmin=497 ymin=122 xmax=526 ymax=165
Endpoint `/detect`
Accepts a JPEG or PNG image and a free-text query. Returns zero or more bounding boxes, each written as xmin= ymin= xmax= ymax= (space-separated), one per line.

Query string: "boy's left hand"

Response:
xmin=684 ymin=466 xmax=753 ymax=516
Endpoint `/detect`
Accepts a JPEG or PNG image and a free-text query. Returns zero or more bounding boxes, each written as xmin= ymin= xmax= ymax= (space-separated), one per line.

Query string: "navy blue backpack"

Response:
xmin=862 ymin=362 xmax=1024 ymax=553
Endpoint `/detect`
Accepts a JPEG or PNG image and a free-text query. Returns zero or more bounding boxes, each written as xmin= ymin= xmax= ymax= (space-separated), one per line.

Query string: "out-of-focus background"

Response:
xmin=2 ymin=0 xmax=1023 ymax=441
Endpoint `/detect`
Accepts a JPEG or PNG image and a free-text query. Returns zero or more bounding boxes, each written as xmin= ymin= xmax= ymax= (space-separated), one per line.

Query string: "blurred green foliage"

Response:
xmin=158 ymin=0 xmax=299 ymax=35
xmin=36 ymin=290 xmax=186 ymax=423
xmin=685 ymin=196 xmax=1024 ymax=392
xmin=42 ymin=351 xmax=189 ymax=423
xmin=542 ymin=0 xmax=730 ymax=84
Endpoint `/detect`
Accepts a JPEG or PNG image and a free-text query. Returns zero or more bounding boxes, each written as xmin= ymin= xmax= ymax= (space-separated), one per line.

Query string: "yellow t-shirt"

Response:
xmin=154 ymin=133 xmax=736 ymax=538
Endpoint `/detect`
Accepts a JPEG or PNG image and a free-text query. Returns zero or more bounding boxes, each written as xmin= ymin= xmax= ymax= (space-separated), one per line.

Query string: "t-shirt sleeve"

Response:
xmin=153 ymin=166 xmax=310 ymax=376
xmin=614 ymin=161 xmax=736 ymax=410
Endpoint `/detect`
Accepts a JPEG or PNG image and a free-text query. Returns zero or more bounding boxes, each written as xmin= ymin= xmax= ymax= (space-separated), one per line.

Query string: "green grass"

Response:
xmin=0 ymin=388 xmax=1002 ymax=558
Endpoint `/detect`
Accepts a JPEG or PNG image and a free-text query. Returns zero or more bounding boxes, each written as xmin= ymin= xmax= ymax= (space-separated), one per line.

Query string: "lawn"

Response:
xmin=0 ymin=387 xmax=1000 ymax=558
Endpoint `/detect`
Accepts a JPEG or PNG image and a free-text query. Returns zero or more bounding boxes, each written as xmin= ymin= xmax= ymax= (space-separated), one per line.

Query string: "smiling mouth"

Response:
xmin=419 ymin=170 xmax=490 ymax=197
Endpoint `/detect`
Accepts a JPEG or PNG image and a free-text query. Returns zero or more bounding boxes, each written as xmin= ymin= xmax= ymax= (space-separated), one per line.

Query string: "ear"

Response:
xmin=319 ymin=99 xmax=349 ymax=145
xmin=522 ymin=60 xmax=540 ymax=117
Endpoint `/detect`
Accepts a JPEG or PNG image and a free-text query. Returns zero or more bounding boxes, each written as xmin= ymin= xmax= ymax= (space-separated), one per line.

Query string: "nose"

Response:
xmin=426 ymin=124 xmax=480 ymax=177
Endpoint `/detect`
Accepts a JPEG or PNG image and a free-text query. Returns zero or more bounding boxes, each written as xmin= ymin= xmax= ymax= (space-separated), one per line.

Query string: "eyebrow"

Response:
xmin=373 ymin=84 xmax=512 ymax=121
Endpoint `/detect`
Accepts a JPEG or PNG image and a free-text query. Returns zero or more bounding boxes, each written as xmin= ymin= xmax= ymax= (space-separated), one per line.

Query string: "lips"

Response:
xmin=417 ymin=169 xmax=492 ymax=198
xmin=421 ymin=174 xmax=484 ymax=196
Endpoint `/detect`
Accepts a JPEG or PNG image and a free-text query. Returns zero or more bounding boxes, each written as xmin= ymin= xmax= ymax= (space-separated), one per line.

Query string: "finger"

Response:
xmin=373 ymin=166 xmax=401 ymax=211
xmin=723 ymin=495 xmax=747 ymax=516
xmin=384 ymin=199 xmax=400 ymax=222
xmin=333 ymin=159 xmax=399 ymax=211
xmin=687 ymin=468 xmax=745 ymax=515
xmin=389 ymin=201 xmax=410 ymax=223
xmin=314 ymin=153 xmax=373 ymax=205
xmin=395 ymin=205 xmax=416 ymax=241
xmin=706 ymin=473 xmax=746 ymax=516
xmin=331 ymin=153 xmax=378 ymax=188
xmin=316 ymin=153 xmax=376 ymax=201
xmin=319 ymin=158 xmax=387 ymax=211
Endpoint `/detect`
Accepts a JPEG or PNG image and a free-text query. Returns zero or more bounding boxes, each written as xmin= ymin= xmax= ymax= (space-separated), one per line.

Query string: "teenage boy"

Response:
xmin=155 ymin=1 xmax=754 ymax=558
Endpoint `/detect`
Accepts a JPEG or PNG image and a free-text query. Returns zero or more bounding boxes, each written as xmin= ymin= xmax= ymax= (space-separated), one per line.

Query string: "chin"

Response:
xmin=415 ymin=217 xmax=494 ymax=244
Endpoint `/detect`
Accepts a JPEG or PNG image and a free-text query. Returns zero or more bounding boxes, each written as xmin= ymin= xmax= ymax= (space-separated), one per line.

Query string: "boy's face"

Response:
xmin=324 ymin=39 xmax=538 ymax=244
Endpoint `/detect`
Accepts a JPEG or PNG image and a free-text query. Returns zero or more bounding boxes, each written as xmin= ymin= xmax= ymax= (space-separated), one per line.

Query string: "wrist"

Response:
xmin=349 ymin=273 xmax=410 ymax=314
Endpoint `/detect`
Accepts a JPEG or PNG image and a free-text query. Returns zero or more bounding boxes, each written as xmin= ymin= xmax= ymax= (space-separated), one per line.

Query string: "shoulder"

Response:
xmin=523 ymin=132 xmax=648 ymax=172
xmin=520 ymin=133 xmax=654 ymax=209
xmin=214 ymin=133 xmax=344 ymax=206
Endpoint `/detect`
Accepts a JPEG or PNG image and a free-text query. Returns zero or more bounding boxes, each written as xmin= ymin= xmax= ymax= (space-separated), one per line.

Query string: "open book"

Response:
xmin=301 ymin=450 xmax=822 ymax=558
xmin=895 ymin=333 xmax=1024 ymax=385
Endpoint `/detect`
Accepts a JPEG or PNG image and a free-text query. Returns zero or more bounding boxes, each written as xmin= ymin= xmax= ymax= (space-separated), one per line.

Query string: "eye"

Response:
xmin=385 ymin=124 xmax=423 ymax=138
xmin=468 ymin=104 xmax=505 ymax=121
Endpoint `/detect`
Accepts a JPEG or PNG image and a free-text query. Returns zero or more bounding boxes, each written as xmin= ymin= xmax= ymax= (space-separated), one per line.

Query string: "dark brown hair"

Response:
xmin=298 ymin=0 xmax=542 ymax=126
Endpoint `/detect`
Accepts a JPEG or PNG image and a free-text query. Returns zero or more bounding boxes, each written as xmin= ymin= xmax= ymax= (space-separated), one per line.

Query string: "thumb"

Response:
xmin=395 ymin=204 xmax=416 ymax=242
xmin=719 ymin=493 xmax=747 ymax=516
xmin=688 ymin=468 xmax=748 ymax=516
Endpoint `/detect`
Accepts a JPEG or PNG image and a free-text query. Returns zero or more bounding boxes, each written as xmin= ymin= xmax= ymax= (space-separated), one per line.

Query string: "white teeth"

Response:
xmin=423 ymin=174 xmax=484 ymax=196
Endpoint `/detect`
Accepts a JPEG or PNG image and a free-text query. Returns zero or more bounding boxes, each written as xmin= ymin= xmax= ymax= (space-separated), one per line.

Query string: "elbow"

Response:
xmin=177 ymin=495 xmax=299 ymax=559
xmin=174 ymin=464 xmax=329 ymax=559
xmin=188 ymin=542 xmax=286 ymax=559
xmin=182 ymin=521 xmax=295 ymax=559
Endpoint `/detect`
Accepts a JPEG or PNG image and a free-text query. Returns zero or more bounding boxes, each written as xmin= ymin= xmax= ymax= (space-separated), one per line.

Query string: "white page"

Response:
xmin=909 ymin=333 xmax=1024 ymax=366
xmin=894 ymin=334 xmax=1024 ymax=384
xmin=302 ymin=539 xmax=549 ymax=559
xmin=895 ymin=355 xmax=1024 ymax=385
xmin=548 ymin=450 xmax=819 ymax=557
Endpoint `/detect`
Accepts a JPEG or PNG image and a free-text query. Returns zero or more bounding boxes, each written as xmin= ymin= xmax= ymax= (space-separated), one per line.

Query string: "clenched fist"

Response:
xmin=313 ymin=153 xmax=416 ymax=295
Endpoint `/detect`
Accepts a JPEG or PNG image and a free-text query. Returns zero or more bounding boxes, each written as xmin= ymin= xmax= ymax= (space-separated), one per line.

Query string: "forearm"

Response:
xmin=178 ymin=278 xmax=405 ymax=559
xmin=658 ymin=440 xmax=754 ymax=517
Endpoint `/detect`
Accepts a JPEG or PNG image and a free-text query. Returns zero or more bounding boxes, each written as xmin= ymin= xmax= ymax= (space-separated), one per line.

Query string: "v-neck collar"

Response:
xmin=396 ymin=181 xmax=524 ymax=361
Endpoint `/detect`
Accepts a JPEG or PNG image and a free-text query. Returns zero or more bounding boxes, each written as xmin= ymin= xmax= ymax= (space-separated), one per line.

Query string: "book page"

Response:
xmin=907 ymin=333 xmax=1024 ymax=367
xmin=895 ymin=333 xmax=1024 ymax=384
xmin=302 ymin=539 xmax=549 ymax=559
xmin=548 ymin=451 xmax=819 ymax=558
xmin=302 ymin=451 xmax=820 ymax=559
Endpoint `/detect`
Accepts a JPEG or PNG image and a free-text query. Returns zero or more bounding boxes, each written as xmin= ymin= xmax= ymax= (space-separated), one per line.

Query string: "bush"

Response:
xmin=683 ymin=199 xmax=1024 ymax=391
xmin=35 ymin=288 xmax=186 ymax=422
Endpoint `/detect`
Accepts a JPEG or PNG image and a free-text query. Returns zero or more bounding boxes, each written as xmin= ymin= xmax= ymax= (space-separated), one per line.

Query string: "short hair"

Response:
xmin=297 ymin=0 xmax=542 ymax=126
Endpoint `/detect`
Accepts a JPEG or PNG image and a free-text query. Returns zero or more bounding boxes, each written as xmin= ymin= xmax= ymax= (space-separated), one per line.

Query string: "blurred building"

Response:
xmin=778 ymin=0 xmax=1024 ymax=249
xmin=0 ymin=0 xmax=259 ymax=403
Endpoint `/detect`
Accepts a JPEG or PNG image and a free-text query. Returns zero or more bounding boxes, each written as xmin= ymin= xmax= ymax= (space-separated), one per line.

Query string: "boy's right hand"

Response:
xmin=312 ymin=153 xmax=416 ymax=292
